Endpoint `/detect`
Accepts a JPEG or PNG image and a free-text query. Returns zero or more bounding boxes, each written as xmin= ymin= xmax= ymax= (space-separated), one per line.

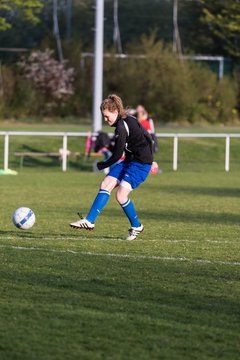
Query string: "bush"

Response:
xmin=0 ymin=65 xmax=44 ymax=119
xmin=189 ymin=63 xmax=237 ymax=123
xmin=0 ymin=65 xmax=16 ymax=118
xmin=103 ymin=34 xmax=237 ymax=124
xmin=0 ymin=35 xmax=238 ymax=124
xmin=18 ymin=49 xmax=75 ymax=115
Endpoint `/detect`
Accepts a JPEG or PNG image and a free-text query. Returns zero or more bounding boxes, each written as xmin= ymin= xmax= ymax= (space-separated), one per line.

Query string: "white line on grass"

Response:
xmin=0 ymin=236 xmax=235 ymax=244
xmin=0 ymin=244 xmax=240 ymax=267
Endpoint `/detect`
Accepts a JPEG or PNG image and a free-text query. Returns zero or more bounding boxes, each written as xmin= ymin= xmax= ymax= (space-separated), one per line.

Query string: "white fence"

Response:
xmin=0 ymin=131 xmax=240 ymax=172
xmin=158 ymin=133 xmax=240 ymax=172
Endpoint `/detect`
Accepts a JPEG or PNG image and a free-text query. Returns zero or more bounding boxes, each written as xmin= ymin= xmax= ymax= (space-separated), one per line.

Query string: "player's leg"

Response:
xmin=116 ymin=184 xmax=141 ymax=227
xmin=85 ymin=176 xmax=118 ymax=222
xmin=115 ymin=161 xmax=152 ymax=239
xmin=70 ymin=176 xmax=118 ymax=230
xmin=116 ymin=184 xmax=144 ymax=240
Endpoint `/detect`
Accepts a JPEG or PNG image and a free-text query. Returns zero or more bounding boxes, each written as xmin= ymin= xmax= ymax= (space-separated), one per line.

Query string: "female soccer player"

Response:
xmin=70 ymin=94 xmax=153 ymax=240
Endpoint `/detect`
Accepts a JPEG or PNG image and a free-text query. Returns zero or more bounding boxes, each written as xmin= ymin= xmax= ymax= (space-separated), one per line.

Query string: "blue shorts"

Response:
xmin=108 ymin=161 xmax=151 ymax=190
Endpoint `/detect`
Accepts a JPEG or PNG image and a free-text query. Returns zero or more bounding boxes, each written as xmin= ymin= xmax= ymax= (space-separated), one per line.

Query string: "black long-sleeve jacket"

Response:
xmin=97 ymin=115 xmax=153 ymax=170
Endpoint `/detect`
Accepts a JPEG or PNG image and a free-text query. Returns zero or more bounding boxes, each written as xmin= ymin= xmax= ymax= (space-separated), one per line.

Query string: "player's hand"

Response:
xmin=97 ymin=161 xmax=105 ymax=170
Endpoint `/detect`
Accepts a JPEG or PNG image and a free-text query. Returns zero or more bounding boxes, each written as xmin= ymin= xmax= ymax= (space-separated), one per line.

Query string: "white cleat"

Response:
xmin=126 ymin=224 xmax=144 ymax=240
xmin=70 ymin=216 xmax=95 ymax=231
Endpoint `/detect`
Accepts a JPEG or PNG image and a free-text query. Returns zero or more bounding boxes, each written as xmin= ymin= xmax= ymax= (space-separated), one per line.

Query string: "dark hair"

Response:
xmin=100 ymin=94 xmax=127 ymax=117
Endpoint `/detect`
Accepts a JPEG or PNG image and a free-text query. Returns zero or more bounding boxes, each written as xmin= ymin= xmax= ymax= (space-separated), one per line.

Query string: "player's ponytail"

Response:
xmin=100 ymin=94 xmax=127 ymax=117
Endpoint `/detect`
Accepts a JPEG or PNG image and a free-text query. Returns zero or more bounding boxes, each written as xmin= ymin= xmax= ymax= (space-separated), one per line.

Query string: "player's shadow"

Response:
xmin=145 ymin=209 xmax=240 ymax=226
xmin=0 ymin=230 xmax=68 ymax=239
xmin=103 ymin=208 xmax=240 ymax=226
xmin=84 ymin=234 xmax=124 ymax=241
xmin=152 ymin=184 xmax=240 ymax=198
xmin=0 ymin=230 xmax=38 ymax=238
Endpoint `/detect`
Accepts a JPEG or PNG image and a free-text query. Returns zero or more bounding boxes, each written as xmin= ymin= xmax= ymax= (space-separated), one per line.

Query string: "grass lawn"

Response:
xmin=0 ymin=124 xmax=240 ymax=359
xmin=0 ymin=168 xmax=240 ymax=360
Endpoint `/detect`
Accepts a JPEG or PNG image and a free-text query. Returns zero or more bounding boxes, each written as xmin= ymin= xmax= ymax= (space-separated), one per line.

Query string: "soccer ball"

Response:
xmin=12 ymin=207 xmax=36 ymax=230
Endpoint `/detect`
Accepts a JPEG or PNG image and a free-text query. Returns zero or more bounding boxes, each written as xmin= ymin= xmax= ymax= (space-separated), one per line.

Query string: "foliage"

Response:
xmin=0 ymin=64 xmax=19 ymax=117
xmin=200 ymin=0 xmax=240 ymax=60
xmin=60 ymin=39 xmax=93 ymax=117
xmin=0 ymin=0 xmax=239 ymax=123
xmin=0 ymin=0 xmax=44 ymax=31
xmin=200 ymin=0 xmax=240 ymax=108
xmin=103 ymin=34 xmax=237 ymax=123
xmin=18 ymin=49 xmax=75 ymax=114
xmin=0 ymin=34 xmax=237 ymax=123
xmin=0 ymin=0 xmax=239 ymax=67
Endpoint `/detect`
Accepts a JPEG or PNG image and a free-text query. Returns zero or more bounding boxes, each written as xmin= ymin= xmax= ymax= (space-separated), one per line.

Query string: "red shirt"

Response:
xmin=139 ymin=119 xmax=151 ymax=132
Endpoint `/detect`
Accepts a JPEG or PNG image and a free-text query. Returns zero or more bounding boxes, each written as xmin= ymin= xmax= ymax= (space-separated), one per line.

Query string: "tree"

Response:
xmin=200 ymin=0 xmax=240 ymax=60
xmin=200 ymin=0 xmax=240 ymax=108
xmin=0 ymin=0 xmax=43 ymax=31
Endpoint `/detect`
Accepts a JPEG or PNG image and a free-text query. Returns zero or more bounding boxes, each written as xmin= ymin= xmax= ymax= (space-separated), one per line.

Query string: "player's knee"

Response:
xmin=100 ymin=176 xmax=117 ymax=192
xmin=115 ymin=191 xmax=121 ymax=203
xmin=115 ymin=190 xmax=127 ymax=204
xmin=100 ymin=178 xmax=108 ymax=189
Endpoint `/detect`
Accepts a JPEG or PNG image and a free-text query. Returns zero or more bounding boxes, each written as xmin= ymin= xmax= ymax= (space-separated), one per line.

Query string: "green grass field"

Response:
xmin=0 ymin=124 xmax=240 ymax=359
